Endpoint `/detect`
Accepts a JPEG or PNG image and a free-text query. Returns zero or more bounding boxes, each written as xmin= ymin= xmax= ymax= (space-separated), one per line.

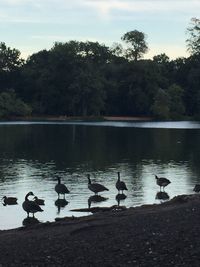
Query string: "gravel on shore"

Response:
xmin=0 ymin=194 xmax=200 ymax=267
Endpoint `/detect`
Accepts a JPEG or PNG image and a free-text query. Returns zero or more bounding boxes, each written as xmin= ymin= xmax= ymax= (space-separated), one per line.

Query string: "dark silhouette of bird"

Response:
xmin=193 ymin=184 xmax=200 ymax=193
xmin=88 ymin=195 xmax=108 ymax=208
xmin=115 ymin=193 xmax=127 ymax=206
xmin=87 ymin=174 xmax=109 ymax=195
xmin=33 ymin=196 xmax=45 ymax=206
xmin=155 ymin=191 xmax=170 ymax=200
xmin=155 ymin=175 xmax=171 ymax=191
xmin=55 ymin=177 xmax=70 ymax=198
xmin=116 ymin=172 xmax=128 ymax=193
xmin=2 ymin=196 xmax=17 ymax=205
xmin=22 ymin=192 xmax=43 ymax=217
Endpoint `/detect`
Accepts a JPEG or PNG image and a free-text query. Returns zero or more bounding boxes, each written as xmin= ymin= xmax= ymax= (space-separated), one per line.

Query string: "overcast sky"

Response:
xmin=1 ymin=0 xmax=199 ymax=59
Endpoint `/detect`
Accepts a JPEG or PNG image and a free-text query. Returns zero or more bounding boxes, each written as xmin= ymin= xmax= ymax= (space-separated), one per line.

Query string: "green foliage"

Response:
xmin=151 ymin=88 xmax=170 ymax=119
xmin=1 ymin=20 xmax=200 ymax=120
xmin=0 ymin=42 xmax=24 ymax=92
xmin=168 ymin=84 xmax=185 ymax=119
xmin=186 ymin=18 xmax=200 ymax=55
xmin=0 ymin=90 xmax=31 ymax=118
xmin=0 ymin=42 xmax=23 ymax=72
xmin=121 ymin=30 xmax=148 ymax=61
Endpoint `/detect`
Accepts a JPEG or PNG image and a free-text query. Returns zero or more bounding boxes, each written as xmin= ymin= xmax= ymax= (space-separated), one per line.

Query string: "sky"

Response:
xmin=0 ymin=0 xmax=200 ymax=59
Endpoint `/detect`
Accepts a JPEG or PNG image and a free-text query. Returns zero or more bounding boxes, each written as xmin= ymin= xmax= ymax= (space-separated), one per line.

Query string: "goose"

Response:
xmin=33 ymin=196 xmax=45 ymax=206
xmin=193 ymin=184 xmax=200 ymax=193
xmin=22 ymin=192 xmax=43 ymax=217
xmin=116 ymin=172 xmax=128 ymax=193
xmin=87 ymin=174 xmax=109 ymax=195
xmin=155 ymin=175 xmax=171 ymax=191
xmin=2 ymin=196 xmax=18 ymax=205
xmin=55 ymin=177 xmax=70 ymax=198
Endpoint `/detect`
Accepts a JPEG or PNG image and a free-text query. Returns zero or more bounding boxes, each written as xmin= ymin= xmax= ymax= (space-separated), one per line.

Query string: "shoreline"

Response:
xmin=1 ymin=193 xmax=200 ymax=266
xmin=6 ymin=115 xmax=154 ymax=122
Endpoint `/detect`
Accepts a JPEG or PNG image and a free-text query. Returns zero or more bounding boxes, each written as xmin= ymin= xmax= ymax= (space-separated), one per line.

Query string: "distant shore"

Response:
xmin=7 ymin=115 xmax=154 ymax=122
xmin=0 ymin=193 xmax=200 ymax=266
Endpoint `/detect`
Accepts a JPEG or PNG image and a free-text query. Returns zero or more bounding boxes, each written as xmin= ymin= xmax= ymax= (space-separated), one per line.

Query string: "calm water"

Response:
xmin=0 ymin=120 xmax=200 ymax=230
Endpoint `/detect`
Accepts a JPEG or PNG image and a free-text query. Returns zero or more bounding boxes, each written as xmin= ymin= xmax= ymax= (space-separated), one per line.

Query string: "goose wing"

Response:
xmin=89 ymin=183 xmax=109 ymax=193
xmin=55 ymin=184 xmax=70 ymax=194
xmin=23 ymin=200 xmax=43 ymax=213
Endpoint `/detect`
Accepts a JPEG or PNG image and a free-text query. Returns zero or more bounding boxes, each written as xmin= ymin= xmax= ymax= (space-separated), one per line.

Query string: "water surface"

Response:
xmin=0 ymin=120 xmax=200 ymax=230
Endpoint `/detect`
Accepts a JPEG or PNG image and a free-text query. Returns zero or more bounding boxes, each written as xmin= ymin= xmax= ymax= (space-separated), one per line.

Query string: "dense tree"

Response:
xmin=0 ymin=42 xmax=24 ymax=91
xmin=0 ymin=89 xmax=31 ymax=118
xmin=151 ymin=88 xmax=170 ymax=119
xmin=1 ymin=19 xmax=200 ymax=120
xmin=121 ymin=30 xmax=148 ymax=61
xmin=168 ymin=84 xmax=185 ymax=119
xmin=186 ymin=17 xmax=200 ymax=55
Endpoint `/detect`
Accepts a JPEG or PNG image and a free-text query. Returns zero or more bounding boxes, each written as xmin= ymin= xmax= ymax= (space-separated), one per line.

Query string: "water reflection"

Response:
xmin=88 ymin=195 xmax=108 ymax=208
xmin=155 ymin=191 xmax=170 ymax=202
xmin=22 ymin=217 xmax=40 ymax=227
xmin=115 ymin=193 xmax=127 ymax=206
xmin=55 ymin=198 xmax=69 ymax=214
xmin=0 ymin=121 xmax=200 ymax=229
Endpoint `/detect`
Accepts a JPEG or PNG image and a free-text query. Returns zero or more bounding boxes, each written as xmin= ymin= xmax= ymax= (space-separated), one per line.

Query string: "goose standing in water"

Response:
xmin=116 ymin=172 xmax=128 ymax=193
xmin=87 ymin=174 xmax=109 ymax=195
xmin=22 ymin=192 xmax=43 ymax=217
xmin=2 ymin=196 xmax=18 ymax=205
xmin=155 ymin=175 xmax=171 ymax=191
xmin=55 ymin=177 xmax=70 ymax=198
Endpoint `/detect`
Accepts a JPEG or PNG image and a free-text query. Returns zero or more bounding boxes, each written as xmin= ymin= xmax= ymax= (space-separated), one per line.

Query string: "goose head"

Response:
xmin=25 ymin=191 xmax=34 ymax=200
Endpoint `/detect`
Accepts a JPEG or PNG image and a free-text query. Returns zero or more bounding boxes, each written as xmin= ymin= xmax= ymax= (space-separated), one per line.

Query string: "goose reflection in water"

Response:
xmin=115 ymin=193 xmax=127 ymax=206
xmin=155 ymin=191 xmax=170 ymax=202
xmin=88 ymin=195 xmax=108 ymax=208
xmin=22 ymin=217 xmax=40 ymax=227
xmin=55 ymin=198 xmax=69 ymax=214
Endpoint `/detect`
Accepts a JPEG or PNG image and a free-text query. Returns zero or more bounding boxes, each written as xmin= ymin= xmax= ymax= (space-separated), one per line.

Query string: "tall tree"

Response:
xmin=151 ymin=88 xmax=170 ymax=119
xmin=121 ymin=30 xmax=148 ymax=61
xmin=0 ymin=42 xmax=23 ymax=91
xmin=186 ymin=17 xmax=200 ymax=55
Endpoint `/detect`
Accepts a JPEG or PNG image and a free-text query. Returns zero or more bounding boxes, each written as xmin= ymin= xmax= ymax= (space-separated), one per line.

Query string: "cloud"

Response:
xmin=83 ymin=0 xmax=200 ymax=19
xmin=147 ymin=43 xmax=189 ymax=59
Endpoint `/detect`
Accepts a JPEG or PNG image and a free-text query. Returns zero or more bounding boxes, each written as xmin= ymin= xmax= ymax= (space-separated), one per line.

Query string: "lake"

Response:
xmin=0 ymin=120 xmax=200 ymax=230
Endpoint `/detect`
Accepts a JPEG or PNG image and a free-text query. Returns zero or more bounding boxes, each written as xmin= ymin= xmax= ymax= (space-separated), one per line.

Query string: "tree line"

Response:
xmin=0 ymin=18 xmax=200 ymax=120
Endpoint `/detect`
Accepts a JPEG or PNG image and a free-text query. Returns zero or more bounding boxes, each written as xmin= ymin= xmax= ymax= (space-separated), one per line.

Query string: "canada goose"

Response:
xmin=33 ymin=196 xmax=45 ymax=206
xmin=193 ymin=184 xmax=200 ymax=193
xmin=87 ymin=174 xmax=109 ymax=195
xmin=2 ymin=196 xmax=17 ymax=205
xmin=116 ymin=172 xmax=128 ymax=193
xmin=155 ymin=175 xmax=171 ymax=191
xmin=55 ymin=177 xmax=70 ymax=198
xmin=22 ymin=192 xmax=43 ymax=217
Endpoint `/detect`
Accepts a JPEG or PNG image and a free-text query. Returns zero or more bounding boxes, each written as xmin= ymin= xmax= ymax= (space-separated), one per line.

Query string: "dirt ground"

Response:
xmin=0 ymin=194 xmax=200 ymax=266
